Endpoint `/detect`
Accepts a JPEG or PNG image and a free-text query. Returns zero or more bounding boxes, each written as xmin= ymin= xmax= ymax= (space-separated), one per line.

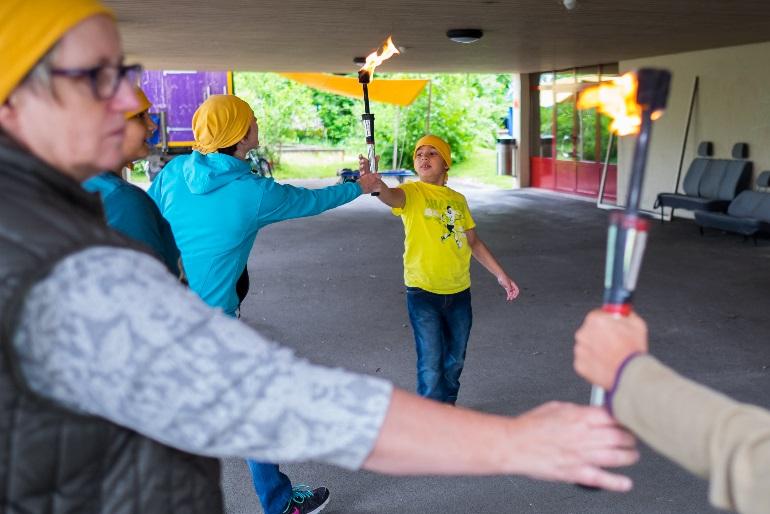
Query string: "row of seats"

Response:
xmin=654 ymin=142 xmax=752 ymax=218
xmin=654 ymin=141 xmax=770 ymax=241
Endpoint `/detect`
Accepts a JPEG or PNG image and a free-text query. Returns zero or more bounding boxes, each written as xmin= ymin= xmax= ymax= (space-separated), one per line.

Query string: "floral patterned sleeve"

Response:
xmin=12 ymin=247 xmax=392 ymax=469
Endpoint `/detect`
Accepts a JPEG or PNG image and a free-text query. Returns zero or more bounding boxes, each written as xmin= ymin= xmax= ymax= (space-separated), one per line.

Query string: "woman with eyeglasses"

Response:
xmin=82 ymin=86 xmax=184 ymax=280
xmin=0 ymin=1 xmax=637 ymax=513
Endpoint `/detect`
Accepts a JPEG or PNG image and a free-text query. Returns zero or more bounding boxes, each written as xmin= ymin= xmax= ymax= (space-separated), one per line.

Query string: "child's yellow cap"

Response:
xmin=413 ymin=135 xmax=452 ymax=169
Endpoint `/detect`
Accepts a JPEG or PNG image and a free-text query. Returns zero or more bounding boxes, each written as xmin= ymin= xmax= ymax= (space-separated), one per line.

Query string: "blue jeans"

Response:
xmin=406 ymin=287 xmax=473 ymax=404
xmin=234 ymin=289 xmax=293 ymax=514
xmin=247 ymin=460 xmax=292 ymax=514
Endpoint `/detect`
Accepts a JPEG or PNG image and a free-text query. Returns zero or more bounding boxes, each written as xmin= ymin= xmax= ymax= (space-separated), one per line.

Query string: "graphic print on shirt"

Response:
xmin=423 ymin=199 xmax=466 ymax=249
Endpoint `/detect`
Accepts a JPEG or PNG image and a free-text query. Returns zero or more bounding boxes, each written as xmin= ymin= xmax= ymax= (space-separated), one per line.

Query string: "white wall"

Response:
xmin=617 ymin=41 xmax=770 ymax=215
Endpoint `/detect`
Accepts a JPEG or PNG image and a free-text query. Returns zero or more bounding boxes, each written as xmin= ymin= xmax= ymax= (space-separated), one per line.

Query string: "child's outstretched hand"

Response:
xmin=358 ymin=171 xmax=385 ymax=194
xmin=497 ymin=275 xmax=520 ymax=301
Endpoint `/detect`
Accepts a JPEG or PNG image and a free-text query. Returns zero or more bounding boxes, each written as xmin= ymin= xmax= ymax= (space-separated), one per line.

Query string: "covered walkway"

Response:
xmin=222 ymin=179 xmax=770 ymax=513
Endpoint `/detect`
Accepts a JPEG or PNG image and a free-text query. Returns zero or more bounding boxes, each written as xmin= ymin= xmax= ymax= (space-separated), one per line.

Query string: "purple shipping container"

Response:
xmin=141 ymin=70 xmax=233 ymax=147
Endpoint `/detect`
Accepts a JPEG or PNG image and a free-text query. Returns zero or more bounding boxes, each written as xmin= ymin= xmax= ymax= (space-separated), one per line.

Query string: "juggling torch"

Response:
xmin=577 ymin=69 xmax=671 ymax=406
xmin=358 ymin=36 xmax=400 ymax=196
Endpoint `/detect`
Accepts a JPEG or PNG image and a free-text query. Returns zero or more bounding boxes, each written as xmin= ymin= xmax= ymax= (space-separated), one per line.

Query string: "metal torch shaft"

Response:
xmin=364 ymin=84 xmax=376 ymax=172
xmin=590 ymin=109 xmax=654 ymax=407
xmin=361 ymin=82 xmax=379 ymax=196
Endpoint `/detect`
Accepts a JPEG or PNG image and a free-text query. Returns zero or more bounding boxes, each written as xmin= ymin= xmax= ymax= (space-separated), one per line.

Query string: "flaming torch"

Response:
xmin=358 ymin=36 xmax=400 ymax=196
xmin=577 ymin=69 xmax=671 ymax=406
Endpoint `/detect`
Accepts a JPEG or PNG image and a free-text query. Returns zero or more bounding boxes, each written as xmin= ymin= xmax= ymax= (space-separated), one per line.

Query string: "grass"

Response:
xmin=274 ymin=150 xmax=358 ymax=180
xmin=274 ymin=146 xmax=514 ymax=189
xmin=130 ymin=167 xmax=149 ymax=183
xmin=449 ymin=148 xmax=515 ymax=189
xmin=128 ymin=146 xmax=516 ymax=189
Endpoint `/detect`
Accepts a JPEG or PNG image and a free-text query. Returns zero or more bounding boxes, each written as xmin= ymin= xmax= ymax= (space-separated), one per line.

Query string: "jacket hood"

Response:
xmin=182 ymin=151 xmax=251 ymax=194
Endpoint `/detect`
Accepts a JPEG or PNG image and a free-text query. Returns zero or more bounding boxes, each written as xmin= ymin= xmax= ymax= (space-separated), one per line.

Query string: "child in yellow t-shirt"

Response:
xmin=360 ymin=135 xmax=519 ymax=404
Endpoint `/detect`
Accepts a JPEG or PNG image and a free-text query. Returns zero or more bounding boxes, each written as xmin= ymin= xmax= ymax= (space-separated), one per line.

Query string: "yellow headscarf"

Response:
xmin=0 ymin=0 xmax=113 ymax=104
xmin=125 ymin=87 xmax=152 ymax=120
xmin=413 ymin=134 xmax=452 ymax=169
xmin=192 ymin=95 xmax=254 ymax=155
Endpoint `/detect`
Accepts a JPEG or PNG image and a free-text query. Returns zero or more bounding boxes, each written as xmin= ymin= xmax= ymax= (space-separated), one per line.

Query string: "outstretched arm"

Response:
xmin=365 ymin=389 xmax=637 ymax=491
xmin=17 ymin=247 xmax=637 ymax=492
xmin=256 ymin=179 xmax=362 ymax=227
xmin=467 ymin=228 xmax=519 ymax=301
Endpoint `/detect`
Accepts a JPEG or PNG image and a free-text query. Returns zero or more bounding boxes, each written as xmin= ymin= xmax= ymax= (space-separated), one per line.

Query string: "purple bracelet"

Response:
xmin=606 ymin=352 xmax=644 ymax=417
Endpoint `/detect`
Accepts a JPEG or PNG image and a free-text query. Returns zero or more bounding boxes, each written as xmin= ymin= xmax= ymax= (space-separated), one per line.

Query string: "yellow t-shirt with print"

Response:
xmin=391 ymin=181 xmax=476 ymax=294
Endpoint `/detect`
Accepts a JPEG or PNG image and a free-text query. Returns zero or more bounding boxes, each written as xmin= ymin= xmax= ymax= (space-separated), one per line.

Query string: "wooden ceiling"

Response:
xmin=106 ymin=0 xmax=770 ymax=73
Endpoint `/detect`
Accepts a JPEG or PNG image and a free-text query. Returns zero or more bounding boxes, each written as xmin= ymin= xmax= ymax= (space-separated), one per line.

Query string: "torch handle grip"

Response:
xmin=589 ymin=303 xmax=632 ymax=407
xmin=367 ymin=144 xmax=379 ymax=196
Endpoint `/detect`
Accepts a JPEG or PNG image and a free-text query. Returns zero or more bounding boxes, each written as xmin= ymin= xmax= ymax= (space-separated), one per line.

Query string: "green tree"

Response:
xmin=556 ymin=96 xmax=575 ymax=160
xmin=311 ymin=90 xmax=357 ymax=144
xmin=233 ymin=73 xmax=319 ymax=145
xmin=374 ymin=73 xmax=511 ymax=169
xmin=234 ymin=72 xmax=512 ymax=170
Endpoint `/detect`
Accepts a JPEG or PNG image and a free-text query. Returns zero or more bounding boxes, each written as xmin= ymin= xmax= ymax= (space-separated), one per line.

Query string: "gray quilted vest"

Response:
xmin=0 ymin=136 xmax=223 ymax=514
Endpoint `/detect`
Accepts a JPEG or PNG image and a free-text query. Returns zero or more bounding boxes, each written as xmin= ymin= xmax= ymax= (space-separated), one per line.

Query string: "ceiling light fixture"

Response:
xmin=446 ymin=29 xmax=483 ymax=44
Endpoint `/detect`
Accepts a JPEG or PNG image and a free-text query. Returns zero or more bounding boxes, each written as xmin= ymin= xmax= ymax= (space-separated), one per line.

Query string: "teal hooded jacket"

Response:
xmin=83 ymin=172 xmax=181 ymax=278
xmin=148 ymin=151 xmax=362 ymax=316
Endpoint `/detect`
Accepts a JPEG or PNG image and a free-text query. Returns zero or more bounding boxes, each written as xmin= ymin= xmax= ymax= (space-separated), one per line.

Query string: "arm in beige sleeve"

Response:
xmin=612 ymin=354 xmax=770 ymax=513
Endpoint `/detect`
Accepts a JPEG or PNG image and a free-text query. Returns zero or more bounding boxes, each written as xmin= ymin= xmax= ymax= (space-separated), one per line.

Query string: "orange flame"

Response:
xmin=360 ymin=36 xmax=400 ymax=79
xmin=578 ymin=72 xmax=643 ymax=136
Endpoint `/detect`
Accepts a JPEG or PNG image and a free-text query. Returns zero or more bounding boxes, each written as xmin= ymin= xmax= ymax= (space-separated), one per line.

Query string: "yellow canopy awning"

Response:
xmin=280 ymin=73 xmax=428 ymax=107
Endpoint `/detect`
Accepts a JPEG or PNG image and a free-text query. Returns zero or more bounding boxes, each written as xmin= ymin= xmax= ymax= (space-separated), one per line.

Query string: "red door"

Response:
xmin=530 ymin=157 xmax=616 ymax=202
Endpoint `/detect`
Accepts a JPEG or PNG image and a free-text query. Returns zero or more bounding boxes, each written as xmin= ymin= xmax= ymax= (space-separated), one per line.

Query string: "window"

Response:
xmin=537 ymin=73 xmax=555 ymax=158
xmin=532 ymin=64 xmax=619 ymax=164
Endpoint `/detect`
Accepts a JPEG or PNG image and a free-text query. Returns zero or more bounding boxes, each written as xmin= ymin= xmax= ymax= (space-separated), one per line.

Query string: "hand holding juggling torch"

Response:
xmin=577 ymin=69 xmax=671 ymax=407
xmin=358 ymin=36 xmax=400 ymax=196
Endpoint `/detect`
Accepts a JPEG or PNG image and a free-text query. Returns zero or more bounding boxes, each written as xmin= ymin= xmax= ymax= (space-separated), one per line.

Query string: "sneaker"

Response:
xmin=282 ymin=485 xmax=330 ymax=514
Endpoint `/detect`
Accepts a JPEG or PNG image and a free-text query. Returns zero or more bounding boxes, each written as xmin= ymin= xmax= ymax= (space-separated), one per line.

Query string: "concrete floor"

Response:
xmin=222 ymin=179 xmax=770 ymax=514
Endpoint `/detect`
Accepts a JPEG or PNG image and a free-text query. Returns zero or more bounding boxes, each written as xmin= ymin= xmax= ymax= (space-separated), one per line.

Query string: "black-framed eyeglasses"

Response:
xmin=49 ymin=63 xmax=143 ymax=100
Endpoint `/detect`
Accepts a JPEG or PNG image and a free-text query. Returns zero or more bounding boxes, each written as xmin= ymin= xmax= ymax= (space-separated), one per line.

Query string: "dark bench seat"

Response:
xmin=655 ymin=193 xmax=731 ymax=213
xmin=655 ymin=142 xmax=752 ymax=220
xmin=694 ymin=172 xmax=770 ymax=238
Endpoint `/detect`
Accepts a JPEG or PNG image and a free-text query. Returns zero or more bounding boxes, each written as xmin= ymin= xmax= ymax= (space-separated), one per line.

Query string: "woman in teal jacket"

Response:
xmin=148 ymin=94 xmax=378 ymax=514
xmin=148 ymin=96 xmax=378 ymax=318
xmin=84 ymin=87 xmax=183 ymax=279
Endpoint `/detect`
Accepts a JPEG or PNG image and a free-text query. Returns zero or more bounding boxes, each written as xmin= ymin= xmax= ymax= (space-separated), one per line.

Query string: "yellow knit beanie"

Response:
xmin=413 ymin=135 xmax=452 ymax=169
xmin=0 ymin=0 xmax=113 ymax=104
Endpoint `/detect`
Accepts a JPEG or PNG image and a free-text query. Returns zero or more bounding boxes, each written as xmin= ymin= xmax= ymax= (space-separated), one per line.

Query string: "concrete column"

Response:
xmin=512 ymin=73 xmax=531 ymax=188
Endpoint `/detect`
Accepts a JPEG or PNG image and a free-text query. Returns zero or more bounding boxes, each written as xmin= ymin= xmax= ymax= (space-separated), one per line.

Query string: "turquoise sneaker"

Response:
xmin=282 ymin=485 xmax=330 ymax=514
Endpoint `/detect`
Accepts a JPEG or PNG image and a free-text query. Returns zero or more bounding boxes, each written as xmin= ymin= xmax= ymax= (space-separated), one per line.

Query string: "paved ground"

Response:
xmin=222 ymin=178 xmax=770 ymax=514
